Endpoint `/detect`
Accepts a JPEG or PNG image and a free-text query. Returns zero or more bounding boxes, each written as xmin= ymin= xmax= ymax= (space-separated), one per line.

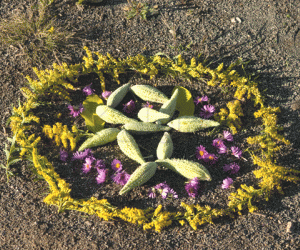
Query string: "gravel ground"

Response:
xmin=1 ymin=0 xmax=300 ymax=249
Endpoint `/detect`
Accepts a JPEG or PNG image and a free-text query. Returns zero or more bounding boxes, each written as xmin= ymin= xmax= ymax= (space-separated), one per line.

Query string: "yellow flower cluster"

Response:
xmin=247 ymin=106 xmax=290 ymax=155
xmin=142 ymin=205 xmax=174 ymax=232
xmin=42 ymin=123 xmax=78 ymax=151
xmin=228 ymin=184 xmax=263 ymax=214
xmin=180 ymin=202 xmax=224 ymax=230
xmin=252 ymin=154 xmax=300 ymax=196
xmin=214 ymin=100 xmax=243 ymax=134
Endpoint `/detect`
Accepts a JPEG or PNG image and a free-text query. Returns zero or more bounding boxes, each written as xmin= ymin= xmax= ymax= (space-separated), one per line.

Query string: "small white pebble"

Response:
xmin=286 ymin=221 xmax=293 ymax=233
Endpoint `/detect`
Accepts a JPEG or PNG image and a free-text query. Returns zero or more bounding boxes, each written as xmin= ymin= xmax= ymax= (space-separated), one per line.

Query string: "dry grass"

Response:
xmin=0 ymin=0 xmax=77 ymax=68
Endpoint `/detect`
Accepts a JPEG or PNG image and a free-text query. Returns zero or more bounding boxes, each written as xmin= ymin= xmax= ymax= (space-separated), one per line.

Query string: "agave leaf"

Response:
xmin=172 ymin=86 xmax=194 ymax=117
xmin=81 ymin=94 xmax=105 ymax=133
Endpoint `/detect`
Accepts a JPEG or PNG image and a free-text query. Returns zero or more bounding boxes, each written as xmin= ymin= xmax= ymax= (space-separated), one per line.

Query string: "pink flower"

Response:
xmin=71 ymin=149 xmax=93 ymax=161
xmin=185 ymin=177 xmax=200 ymax=197
xmin=217 ymin=144 xmax=228 ymax=154
xmin=82 ymin=156 xmax=95 ymax=174
xmin=60 ymin=149 xmax=68 ymax=162
xmin=203 ymin=153 xmax=218 ymax=164
xmin=96 ymin=169 xmax=107 ymax=184
xmin=223 ymin=162 xmax=240 ymax=174
xmin=153 ymin=181 xmax=178 ymax=199
xmin=111 ymin=159 xmax=123 ymax=172
xmin=101 ymin=91 xmax=112 ymax=100
xmin=194 ymin=96 xmax=209 ymax=105
xmin=195 ymin=145 xmax=208 ymax=160
xmin=212 ymin=138 xmax=224 ymax=148
xmin=231 ymin=146 xmax=242 ymax=159
xmin=68 ymin=103 xmax=84 ymax=117
xmin=222 ymin=177 xmax=233 ymax=189
xmin=83 ymin=83 xmax=95 ymax=96
xmin=223 ymin=130 xmax=233 ymax=142
xmin=112 ymin=170 xmax=130 ymax=185
xmin=200 ymin=104 xmax=215 ymax=119
xmin=142 ymin=101 xmax=153 ymax=109
xmin=95 ymin=159 xmax=106 ymax=169
xmin=123 ymin=100 xmax=135 ymax=113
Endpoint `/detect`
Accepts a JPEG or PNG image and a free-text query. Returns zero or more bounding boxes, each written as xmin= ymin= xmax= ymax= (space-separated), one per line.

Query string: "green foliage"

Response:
xmin=1 ymin=135 xmax=22 ymax=182
xmin=124 ymin=1 xmax=158 ymax=20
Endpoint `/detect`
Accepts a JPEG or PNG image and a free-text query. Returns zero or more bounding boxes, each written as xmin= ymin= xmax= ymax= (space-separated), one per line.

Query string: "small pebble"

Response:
xmin=286 ymin=221 xmax=293 ymax=233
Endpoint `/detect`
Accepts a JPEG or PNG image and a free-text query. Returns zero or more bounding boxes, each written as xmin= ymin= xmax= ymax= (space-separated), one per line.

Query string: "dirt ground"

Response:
xmin=1 ymin=0 xmax=300 ymax=249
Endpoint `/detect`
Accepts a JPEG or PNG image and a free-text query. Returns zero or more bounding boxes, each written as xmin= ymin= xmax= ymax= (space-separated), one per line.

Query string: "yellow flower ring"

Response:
xmin=8 ymin=47 xmax=300 ymax=232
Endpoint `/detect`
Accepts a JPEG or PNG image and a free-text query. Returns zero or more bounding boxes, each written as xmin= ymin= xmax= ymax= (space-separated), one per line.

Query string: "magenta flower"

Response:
xmin=60 ymin=149 xmax=68 ymax=162
xmin=217 ymin=144 xmax=228 ymax=154
xmin=154 ymin=182 xmax=178 ymax=199
xmin=148 ymin=189 xmax=157 ymax=198
xmin=223 ymin=163 xmax=240 ymax=174
xmin=123 ymin=100 xmax=135 ymax=113
xmin=95 ymin=159 xmax=106 ymax=169
xmin=102 ymin=91 xmax=112 ymax=100
xmin=194 ymin=95 xmax=209 ymax=105
xmin=71 ymin=149 xmax=93 ymax=161
xmin=185 ymin=177 xmax=200 ymax=198
xmin=112 ymin=170 xmax=130 ymax=185
xmin=111 ymin=159 xmax=123 ymax=172
xmin=203 ymin=153 xmax=218 ymax=164
xmin=83 ymin=83 xmax=95 ymax=96
xmin=68 ymin=103 xmax=84 ymax=118
xmin=200 ymin=104 xmax=215 ymax=119
xmin=82 ymin=156 xmax=95 ymax=174
xmin=96 ymin=169 xmax=107 ymax=184
xmin=221 ymin=177 xmax=233 ymax=189
xmin=223 ymin=130 xmax=233 ymax=142
xmin=142 ymin=101 xmax=153 ymax=109
xmin=195 ymin=145 xmax=208 ymax=160
xmin=231 ymin=146 xmax=242 ymax=159
xmin=212 ymin=138 xmax=224 ymax=148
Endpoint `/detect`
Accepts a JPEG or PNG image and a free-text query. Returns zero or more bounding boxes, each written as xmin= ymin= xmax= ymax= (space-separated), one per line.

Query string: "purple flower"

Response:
xmin=217 ymin=144 xmax=228 ymax=154
xmin=223 ymin=130 xmax=233 ymax=142
xmin=231 ymin=146 xmax=242 ymax=159
xmin=142 ymin=101 xmax=153 ymax=109
xmin=203 ymin=153 xmax=218 ymax=164
xmin=123 ymin=100 xmax=135 ymax=113
xmin=195 ymin=145 xmax=208 ymax=160
xmin=221 ymin=177 xmax=233 ymax=189
xmin=212 ymin=138 xmax=224 ymax=148
xmin=223 ymin=163 xmax=240 ymax=174
xmin=148 ymin=189 xmax=157 ymax=198
xmin=102 ymin=91 xmax=112 ymax=100
xmin=83 ymin=83 xmax=95 ymax=96
xmin=72 ymin=149 xmax=93 ymax=161
xmin=185 ymin=177 xmax=200 ymax=198
xmin=68 ymin=103 xmax=84 ymax=118
xmin=95 ymin=159 xmax=106 ymax=169
xmin=112 ymin=170 xmax=130 ymax=185
xmin=200 ymin=104 xmax=215 ymax=119
xmin=194 ymin=95 xmax=209 ymax=105
xmin=60 ymin=149 xmax=68 ymax=162
xmin=154 ymin=182 xmax=178 ymax=199
xmin=111 ymin=159 xmax=123 ymax=172
xmin=96 ymin=168 xmax=107 ymax=184
xmin=82 ymin=156 xmax=95 ymax=174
